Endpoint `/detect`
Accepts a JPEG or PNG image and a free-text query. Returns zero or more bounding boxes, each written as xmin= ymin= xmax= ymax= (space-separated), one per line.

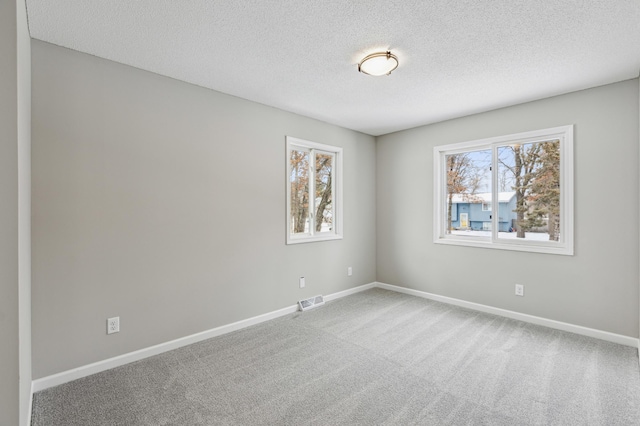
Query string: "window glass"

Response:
xmin=314 ymin=152 xmax=334 ymax=233
xmin=286 ymin=137 xmax=342 ymax=244
xmin=433 ymin=125 xmax=573 ymax=255
xmin=289 ymin=149 xmax=310 ymax=235
xmin=444 ymin=149 xmax=491 ymax=238
xmin=497 ymin=140 xmax=561 ymax=242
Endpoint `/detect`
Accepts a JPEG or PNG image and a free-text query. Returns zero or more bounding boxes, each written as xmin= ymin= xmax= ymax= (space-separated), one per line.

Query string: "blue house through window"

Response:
xmin=449 ymin=192 xmax=517 ymax=232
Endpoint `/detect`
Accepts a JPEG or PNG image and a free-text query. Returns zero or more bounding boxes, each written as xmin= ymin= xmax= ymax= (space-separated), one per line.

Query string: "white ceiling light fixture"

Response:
xmin=358 ymin=50 xmax=399 ymax=76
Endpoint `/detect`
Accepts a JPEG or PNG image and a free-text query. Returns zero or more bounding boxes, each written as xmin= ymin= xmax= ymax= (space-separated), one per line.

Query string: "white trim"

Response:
xmin=27 ymin=382 xmax=33 ymax=426
xmin=31 ymin=282 xmax=375 ymax=392
xmin=286 ymin=136 xmax=343 ymax=245
xmin=375 ymin=282 xmax=638 ymax=347
xmin=324 ymin=282 xmax=375 ymax=302
xmin=31 ymin=280 xmax=636 ymax=393
xmin=286 ymin=234 xmax=343 ymax=244
xmin=33 ymin=305 xmax=295 ymax=392
xmin=433 ymin=125 xmax=574 ymax=256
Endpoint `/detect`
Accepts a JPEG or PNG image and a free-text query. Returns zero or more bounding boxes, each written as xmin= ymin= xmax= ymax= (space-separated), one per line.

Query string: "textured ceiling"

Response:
xmin=25 ymin=0 xmax=640 ymax=136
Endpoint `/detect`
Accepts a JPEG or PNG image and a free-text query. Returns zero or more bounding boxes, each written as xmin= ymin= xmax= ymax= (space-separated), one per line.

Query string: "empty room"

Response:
xmin=2 ymin=1 xmax=640 ymax=425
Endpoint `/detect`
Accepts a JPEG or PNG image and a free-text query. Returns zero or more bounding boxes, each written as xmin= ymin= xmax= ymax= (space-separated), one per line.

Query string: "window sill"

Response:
xmin=434 ymin=236 xmax=573 ymax=256
xmin=287 ymin=234 xmax=343 ymax=245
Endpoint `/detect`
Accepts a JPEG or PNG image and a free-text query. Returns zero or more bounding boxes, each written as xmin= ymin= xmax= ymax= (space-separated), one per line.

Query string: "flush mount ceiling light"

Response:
xmin=358 ymin=50 xmax=399 ymax=76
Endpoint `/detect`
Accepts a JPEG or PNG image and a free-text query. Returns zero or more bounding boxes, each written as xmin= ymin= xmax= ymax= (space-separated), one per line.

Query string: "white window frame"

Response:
xmin=433 ymin=125 xmax=574 ymax=255
xmin=286 ymin=136 xmax=343 ymax=244
xmin=482 ymin=202 xmax=491 ymax=211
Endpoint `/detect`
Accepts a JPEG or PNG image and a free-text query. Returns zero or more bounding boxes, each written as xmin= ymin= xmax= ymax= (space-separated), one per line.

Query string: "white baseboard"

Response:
xmin=27 ymin=381 xmax=33 ymax=426
xmin=31 ymin=282 xmax=375 ymax=393
xmin=324 ymin=282 xmax=375 ymax=302
xmin=375 ymin=282 xmax=639 ymax=348
xmin=31 ymin=280 xmax=637 ymax=393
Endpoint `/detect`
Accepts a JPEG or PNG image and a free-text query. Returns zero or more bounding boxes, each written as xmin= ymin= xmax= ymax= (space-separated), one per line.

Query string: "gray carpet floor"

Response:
xmin=32 ymin=288 xmax=640 ymax=425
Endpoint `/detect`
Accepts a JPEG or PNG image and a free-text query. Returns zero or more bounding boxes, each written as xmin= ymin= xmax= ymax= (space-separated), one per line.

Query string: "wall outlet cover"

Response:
xmin=107 ymin=317 xmax=120 ymax=334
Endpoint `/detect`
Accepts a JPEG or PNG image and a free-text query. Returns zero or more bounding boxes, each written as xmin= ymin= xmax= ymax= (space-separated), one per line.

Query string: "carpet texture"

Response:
xmin=32 ymin=288 xmax=640 ymax=425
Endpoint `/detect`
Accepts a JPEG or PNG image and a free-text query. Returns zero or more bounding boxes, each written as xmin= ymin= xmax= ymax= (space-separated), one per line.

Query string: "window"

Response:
xmin=286 ymin=136 xmax=343 ymax=244
xmin=433 ymin=125 xmax=573 ymax=255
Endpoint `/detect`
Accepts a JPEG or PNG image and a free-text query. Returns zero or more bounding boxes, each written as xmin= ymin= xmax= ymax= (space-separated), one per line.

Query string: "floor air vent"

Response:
xmin=298 ymin=295 xmax=325 ymax=311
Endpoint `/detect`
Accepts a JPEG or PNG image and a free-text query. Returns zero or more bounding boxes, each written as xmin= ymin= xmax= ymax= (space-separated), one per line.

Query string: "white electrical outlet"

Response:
xmin=515 ymin=284 xmax=524 ymax=297
xmin=299 ymin=277 xmax=305 ymax=288
xmin=347 ymin=267 xmax=353 ymax=276
xmin=107 ymin=317 xmax=120 ymax=334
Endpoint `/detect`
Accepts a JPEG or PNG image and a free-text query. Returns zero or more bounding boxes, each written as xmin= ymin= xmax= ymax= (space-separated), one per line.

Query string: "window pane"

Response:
xmin=315 ymin=152 xmax=334 ymax=233
xmin=290 ymin=149 xmax=309 ymax=234
xmin=444 ymin=149 xmax=491 ymax=237
xmin=497 ymin=140 xmax=560 ymax=242
xmin=434 ymin=125 xmax=572 ymax=255
xmin=286 ymin=136 xmax=343 ymax=244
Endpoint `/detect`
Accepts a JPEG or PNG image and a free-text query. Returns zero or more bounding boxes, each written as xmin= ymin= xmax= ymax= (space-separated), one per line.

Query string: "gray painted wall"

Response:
xmin=377 ymin=79 xmax=640 ymax=338
xmin=28 ymin=36 xmax=640 ymax=384
xmin=31 ymin=40 xmax=377 ymax=379
xmin=1 ymin=1 xmax=30 ymax=424
xmin=17 ymin=0 xmax=32 ymax=424
xmin=0 ymin=0 xmax=20 ymax=423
